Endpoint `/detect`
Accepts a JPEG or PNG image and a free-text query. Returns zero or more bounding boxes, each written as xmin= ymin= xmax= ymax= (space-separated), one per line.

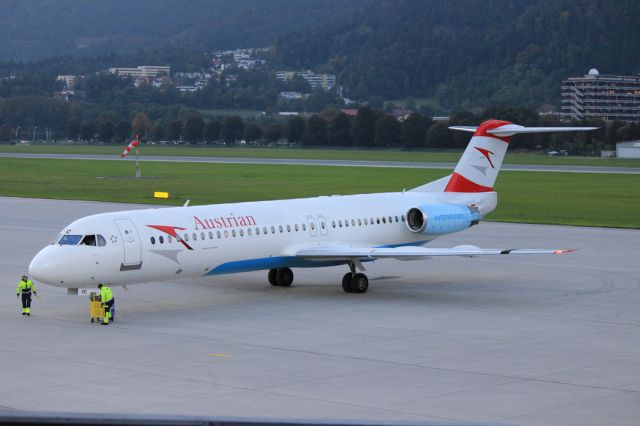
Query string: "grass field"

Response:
xmin=1 ymin=157 xmax=638 ymax=228
xmin=2 ymin=144 xmax=640 ymax=168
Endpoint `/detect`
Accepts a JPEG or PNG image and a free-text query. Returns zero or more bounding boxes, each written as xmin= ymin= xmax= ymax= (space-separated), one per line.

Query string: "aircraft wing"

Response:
xmin=295 ymin=244 xmax=574 ymax=261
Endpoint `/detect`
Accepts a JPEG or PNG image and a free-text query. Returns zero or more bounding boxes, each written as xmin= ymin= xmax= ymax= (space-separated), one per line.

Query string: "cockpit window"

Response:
xmin=80 ymin=235 xmax=97 ymax=246
xmin=59 ymin=235 xmax=83 ymax=245
xmin=97 ymin=235 xmax=106 ymax=247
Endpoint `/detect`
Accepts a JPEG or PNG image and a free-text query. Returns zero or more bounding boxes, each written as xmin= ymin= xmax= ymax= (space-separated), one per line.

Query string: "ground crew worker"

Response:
xmin=98 ymin=284 xmax=114 ymax=325
xmin=16 ymin=275 xmax=37 ymax=316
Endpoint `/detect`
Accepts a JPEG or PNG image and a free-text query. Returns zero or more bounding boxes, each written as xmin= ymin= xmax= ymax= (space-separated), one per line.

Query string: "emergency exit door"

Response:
xmin=114 ymin=218 xmax=142 ymax=270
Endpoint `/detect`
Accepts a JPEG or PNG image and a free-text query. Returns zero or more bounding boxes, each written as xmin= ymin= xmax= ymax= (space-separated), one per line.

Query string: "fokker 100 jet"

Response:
xmin=29 ymin=120 xmax=595 ymax=294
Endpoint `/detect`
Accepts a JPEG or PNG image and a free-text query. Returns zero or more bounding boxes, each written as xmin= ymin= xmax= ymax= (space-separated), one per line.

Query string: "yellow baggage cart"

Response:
xmin=89 ymin=292 xmax=104 ymax=323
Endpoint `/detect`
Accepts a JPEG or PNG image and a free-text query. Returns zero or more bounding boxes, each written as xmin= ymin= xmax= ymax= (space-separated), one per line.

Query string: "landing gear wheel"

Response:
xmin=276 ymin=267 xmax=294 ymax=287
xmin=351 ymin=273 xmax=369 ymax=294
xmin=268 ymin=268 xmax=278 ymax=286
xmin=342 ymin=273 xmax=353 ymax=293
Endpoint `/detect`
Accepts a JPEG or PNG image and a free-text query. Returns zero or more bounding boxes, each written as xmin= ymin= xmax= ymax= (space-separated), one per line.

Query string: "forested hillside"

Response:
xmin=0 ymin=0 xmax=367 ymax=61
xmin=273 ymin=0 xmax=640 ymax=110
xmin=1 ymin=0 xmax=638 ymax=111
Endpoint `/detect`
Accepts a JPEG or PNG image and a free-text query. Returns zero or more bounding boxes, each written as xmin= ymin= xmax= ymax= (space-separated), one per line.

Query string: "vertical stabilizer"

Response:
xmin=444 ymin=119 xmax=512 ymax=192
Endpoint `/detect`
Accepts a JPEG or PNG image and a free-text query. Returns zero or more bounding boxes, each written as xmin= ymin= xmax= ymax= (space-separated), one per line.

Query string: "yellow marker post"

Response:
xmin=154 ymin=191 xmax=170 ymax=199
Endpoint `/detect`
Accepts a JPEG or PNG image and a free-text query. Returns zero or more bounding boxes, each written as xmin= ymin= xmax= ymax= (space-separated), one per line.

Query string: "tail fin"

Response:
xmin=443 ymin=119 xmax=597 ymax=193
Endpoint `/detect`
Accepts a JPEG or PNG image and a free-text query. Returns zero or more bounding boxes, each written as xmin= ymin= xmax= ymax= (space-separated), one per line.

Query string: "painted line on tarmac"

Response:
xmin=1 ymin=152 xmax=638 ymax=174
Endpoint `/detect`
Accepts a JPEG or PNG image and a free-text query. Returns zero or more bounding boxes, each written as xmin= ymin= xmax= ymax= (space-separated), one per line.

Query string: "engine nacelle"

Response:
xmin=406 ymin=204 xmax=482 ymax=235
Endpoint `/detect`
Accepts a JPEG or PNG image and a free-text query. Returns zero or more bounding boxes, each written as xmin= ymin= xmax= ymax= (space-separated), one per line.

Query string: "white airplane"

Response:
xmin=29 ymin=120 xmax=595 ymax=294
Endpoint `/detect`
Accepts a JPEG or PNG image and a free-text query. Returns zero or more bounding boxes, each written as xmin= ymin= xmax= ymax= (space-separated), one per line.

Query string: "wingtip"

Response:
xmin=553 ymin=249 xmax=577 ymax=255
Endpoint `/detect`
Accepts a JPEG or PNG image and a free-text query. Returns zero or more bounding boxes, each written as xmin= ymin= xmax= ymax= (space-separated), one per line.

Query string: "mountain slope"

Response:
xmin=0 ymin=0 xmax=367 ymax=61
xmin=273 ymin=0 xmax=640 ymax=109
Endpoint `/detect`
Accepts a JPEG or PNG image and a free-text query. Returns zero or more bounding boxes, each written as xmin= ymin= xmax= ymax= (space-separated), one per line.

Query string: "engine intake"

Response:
xmin=406 ymin=204 xmax=482 ymax=235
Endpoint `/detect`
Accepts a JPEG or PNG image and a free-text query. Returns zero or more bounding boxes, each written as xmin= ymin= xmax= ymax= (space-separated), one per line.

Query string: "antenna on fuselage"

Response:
xmin=183 ymin=200 xmax=190 ymax=207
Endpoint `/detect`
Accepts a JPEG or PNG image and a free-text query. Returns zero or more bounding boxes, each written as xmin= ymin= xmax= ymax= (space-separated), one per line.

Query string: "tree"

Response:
xmin=374 ymin=114 xmax=401 ymax=147
xmin=263 ymin=123 xmax=284 ymax=143
xmin=182 ymin=116 xmax=204 ymax=143
xmin=244 ymin=123 xmax=263 ymax=143
xmin=150 ymin=123 xmax=165 ymax=142
xmin=97 ymin=120 xmax=114 ymax=142
xmin=327 ymin=112 xmax=352 ymax=146
xmin=425 ymin=121 xmax=452 ymax=148
xmin=0 ymin=125 xmax=12 ymax=142
xmin=303 ymin=114 xmax=327 ymax=146
xmin=168 ymin=120 xmax=183 ymax=142
xmin=286 ymin=116 xmax=305 ymax=143
xmin=204 ymin=120 xmax=221 ymax=143
xmin=221 ymin=116 xmax=245 ymax=143
xmin=80 ymin=121 xmax=96 ymax=142
xmin=401 ymin=112 xmax=430 ymax=148
xmin=67 ymin=119 xmax=80 ymax=141
xmin=351 ymin=106 xmax=378 ymax=147
xmin=114 ymin=120 xmax=131 ymax=143
xmin=131 ymin=112 xmax=151 ymax=138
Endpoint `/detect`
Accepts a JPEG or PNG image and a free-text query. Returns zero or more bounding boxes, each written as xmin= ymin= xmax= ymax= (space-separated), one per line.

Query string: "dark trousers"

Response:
xmin=104 ymin=299 xmax=115 ymax=319
xmin=21 ymin=293 xmax=31 ymax=309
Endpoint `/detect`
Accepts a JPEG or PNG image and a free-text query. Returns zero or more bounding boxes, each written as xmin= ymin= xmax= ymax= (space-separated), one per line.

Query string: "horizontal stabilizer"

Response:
xmin=449 ymin=126 xmax=477 ymax=133
xmin=449 ymin=124 xmax=598 ymax=136
xmin=486 ymin=124 xmax=599 ymax=137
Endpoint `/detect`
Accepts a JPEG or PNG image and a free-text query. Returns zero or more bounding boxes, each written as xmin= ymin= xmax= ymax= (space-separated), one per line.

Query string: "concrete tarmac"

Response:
xmin=1 ymin=196 xmax=639 ymax=425
xmin=1 ymin=152 xmax=638 ymax=174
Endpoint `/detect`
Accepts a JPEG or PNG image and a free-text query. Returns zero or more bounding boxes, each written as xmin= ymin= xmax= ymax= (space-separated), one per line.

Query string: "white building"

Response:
xmin=56 ymin=75 xmax=77 ymax=89
xmin=616 ymin=141 xmax=640 ymax=158
xmin=561 ymin=68 xmax=640 ymax=122
xmin=109 ymin=66 xmax=171 ymax=78
xmin=276 ymin=70 xmax=336 ymax=91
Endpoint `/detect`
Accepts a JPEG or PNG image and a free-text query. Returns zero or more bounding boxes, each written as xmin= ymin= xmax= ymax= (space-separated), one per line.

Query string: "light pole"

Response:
xmin=15 ymin=126 xmax=20 ymax=142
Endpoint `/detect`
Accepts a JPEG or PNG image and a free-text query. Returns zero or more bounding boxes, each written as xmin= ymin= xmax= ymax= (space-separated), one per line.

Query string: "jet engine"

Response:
xmin=405 ymin=204 xmax=482 ymax=235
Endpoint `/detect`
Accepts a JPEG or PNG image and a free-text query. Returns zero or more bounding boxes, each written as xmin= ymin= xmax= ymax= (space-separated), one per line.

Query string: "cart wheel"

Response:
xmin=91 ymin=318 xmax=94 ymax=323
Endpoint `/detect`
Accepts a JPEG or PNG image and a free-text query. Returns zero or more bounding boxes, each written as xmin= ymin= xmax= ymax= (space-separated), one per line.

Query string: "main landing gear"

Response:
xmin=267 ymin=263 xmax=369 ymax=294
xmin=341 ymin=262 xmax=369 ymax=294
xmin=268 ymin=268 xmax=294 ymax=287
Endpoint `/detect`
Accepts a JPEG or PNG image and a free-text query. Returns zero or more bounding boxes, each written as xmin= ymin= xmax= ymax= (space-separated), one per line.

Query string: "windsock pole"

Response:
xmin=120 ymin=135 xmax=141 ymax=178
xmin=135 ymin=134 xmax=141 ymax=178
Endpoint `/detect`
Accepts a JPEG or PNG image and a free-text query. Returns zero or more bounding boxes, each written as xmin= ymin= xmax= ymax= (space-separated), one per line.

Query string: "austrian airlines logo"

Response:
xmin=146 ymin=225 xmax=193 ymax=250
xmin=474 ymin=147 xmax=495 ymax=168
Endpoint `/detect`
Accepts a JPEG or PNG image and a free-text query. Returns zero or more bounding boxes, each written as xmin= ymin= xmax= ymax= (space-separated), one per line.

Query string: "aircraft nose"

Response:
xmin=29 ymin=246 xmax=61 ymax=285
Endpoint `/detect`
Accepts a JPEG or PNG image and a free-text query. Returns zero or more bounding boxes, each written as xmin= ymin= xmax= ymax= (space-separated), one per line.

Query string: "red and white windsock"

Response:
xmin=120 ymin=138 xmax=139 ymax=158
xmin=444 ymin=120 xmax=597 ymax=193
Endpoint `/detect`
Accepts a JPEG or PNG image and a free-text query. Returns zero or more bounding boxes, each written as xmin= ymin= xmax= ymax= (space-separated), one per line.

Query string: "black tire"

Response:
xmin=276 ymin=268 xmax=294 ymax=287
xmin=342 ymin=273 xmax=353 ymax=293
xmin=351 ymin=273 xmax=369 ymax=294
xmin=268 ymin=268 xmax=278 ymax=286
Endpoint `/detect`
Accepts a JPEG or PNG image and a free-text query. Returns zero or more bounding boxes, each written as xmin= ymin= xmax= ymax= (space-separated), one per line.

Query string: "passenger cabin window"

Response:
xmin=151 ymin=236 xmax=156 ymax=245
xmin=159 ymin=236 xmax=164 ymax=244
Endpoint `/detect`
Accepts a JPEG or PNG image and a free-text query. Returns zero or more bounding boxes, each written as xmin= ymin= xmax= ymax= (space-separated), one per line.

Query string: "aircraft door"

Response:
xmin=306 ymin=215 xmax=318 ymax=237
xmin=318 ymin=215 xmax=328 ymax=235
xmin=114 ymin=218 xmax=142 ymax=270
